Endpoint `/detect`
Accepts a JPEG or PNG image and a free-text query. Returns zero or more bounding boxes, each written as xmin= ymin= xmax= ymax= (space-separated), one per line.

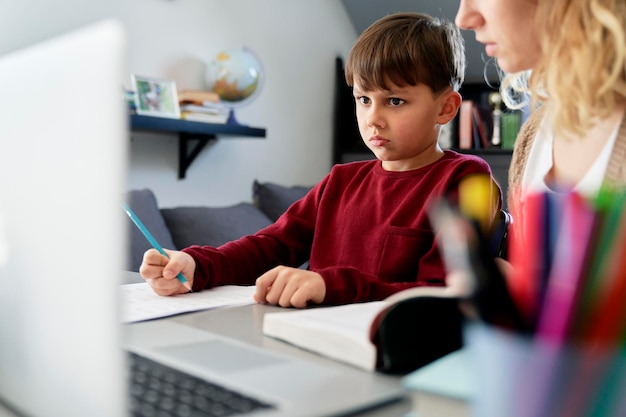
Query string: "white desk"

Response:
xmin=0 ymin=276 xmax=411 ymax=417
xmin=122 ymin=272 xmax=412 ymax=417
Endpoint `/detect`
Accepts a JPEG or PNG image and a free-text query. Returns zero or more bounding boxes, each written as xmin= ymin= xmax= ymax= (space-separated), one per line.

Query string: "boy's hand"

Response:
xmin=139 ymin=248 xmax=196 ymax=296
xmin=254 ymin=266 xmax=326 ymax=308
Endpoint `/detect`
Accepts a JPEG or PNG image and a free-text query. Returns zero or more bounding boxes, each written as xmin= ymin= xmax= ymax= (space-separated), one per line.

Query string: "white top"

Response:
xmin=521 ymin=117 xmax=619 ymax=200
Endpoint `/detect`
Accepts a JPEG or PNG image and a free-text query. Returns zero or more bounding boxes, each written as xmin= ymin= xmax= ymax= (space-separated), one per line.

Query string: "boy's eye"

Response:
xmin=358 ymin=96 xmax=370 ymax=105
xmin=389 ymin=97 xmax=404 ymax=106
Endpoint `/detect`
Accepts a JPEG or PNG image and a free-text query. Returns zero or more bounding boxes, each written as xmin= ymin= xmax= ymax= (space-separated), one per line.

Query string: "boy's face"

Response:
xmin=352 ymin=79 xmax=458 ymax=171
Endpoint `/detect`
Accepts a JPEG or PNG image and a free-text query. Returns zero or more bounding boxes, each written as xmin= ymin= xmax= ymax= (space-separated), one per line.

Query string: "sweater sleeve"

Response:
xmin=182 ymin=180 xmax=327 ymax=291
xmin=317 ymin=238 xmax=450 ymax=306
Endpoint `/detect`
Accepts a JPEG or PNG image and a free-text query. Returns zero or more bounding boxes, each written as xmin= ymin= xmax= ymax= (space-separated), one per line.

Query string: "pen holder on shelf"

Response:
xmin=464 ymin=322 xmax=626 ymax=417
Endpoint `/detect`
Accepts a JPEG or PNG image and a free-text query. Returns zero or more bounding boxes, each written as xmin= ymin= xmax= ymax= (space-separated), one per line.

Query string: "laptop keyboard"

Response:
xmin=128 ymin=352 xmax=276 ymax=417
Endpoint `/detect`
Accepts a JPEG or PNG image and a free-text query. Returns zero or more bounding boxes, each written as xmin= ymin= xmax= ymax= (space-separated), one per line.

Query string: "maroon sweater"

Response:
xmin=184 ymin=150 xmax=501 ymax=304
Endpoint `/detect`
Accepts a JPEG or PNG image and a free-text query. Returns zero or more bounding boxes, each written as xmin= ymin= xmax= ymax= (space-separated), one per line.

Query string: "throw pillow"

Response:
xmin=125 ymin=189 xmax=177 ymax=272
xmin=252 ymin=180 xmax=312 ymax=222
xmin=161 ymin=203 xmax=273 ymax=249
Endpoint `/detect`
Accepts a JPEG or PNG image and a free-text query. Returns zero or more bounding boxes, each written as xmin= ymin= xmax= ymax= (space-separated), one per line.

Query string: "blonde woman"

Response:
xmin=450 ymin=0 xmax=626 ymax=331
xmin=456 ymin=0 xmax=626 ymax=213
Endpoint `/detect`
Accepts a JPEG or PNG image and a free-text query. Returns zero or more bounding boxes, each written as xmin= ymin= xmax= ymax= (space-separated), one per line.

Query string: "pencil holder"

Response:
xmin=464 ymin=322 xmax=626 ymax=417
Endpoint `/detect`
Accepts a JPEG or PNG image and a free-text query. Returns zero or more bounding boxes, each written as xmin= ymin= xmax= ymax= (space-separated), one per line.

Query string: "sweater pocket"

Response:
xmin=377 ymin=225 xmax=434 ymax=282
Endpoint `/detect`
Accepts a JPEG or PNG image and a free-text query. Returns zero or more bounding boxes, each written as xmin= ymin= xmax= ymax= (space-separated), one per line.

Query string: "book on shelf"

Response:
xmin=178 ymin=89 xmax=220 ymax=105
xmin=179 ymin=103 xmax=229 ymax=115
xmin=472 ymin=104 xmax=490 ymax=148
xmin=262 ymin=289 xmax=463 ymax=373
xmin=180 ymin=111 xmax=228 ymax=124
xmin=501 ymin=111 xmax=522 ymax=149
xmin=458 ymin=99 xmax=495 ymax=150
xmin=401 ymin=348 xmax=472 ymax=417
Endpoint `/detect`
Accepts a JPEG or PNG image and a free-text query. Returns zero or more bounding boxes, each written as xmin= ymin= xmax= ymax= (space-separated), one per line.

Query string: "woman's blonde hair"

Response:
xmin=502 ymin=0 xmax=626 ymax=139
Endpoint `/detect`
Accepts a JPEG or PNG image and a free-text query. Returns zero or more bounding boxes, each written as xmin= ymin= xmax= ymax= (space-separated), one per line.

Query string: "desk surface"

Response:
xmin=123 ymin=272 xmax=411 ymax=417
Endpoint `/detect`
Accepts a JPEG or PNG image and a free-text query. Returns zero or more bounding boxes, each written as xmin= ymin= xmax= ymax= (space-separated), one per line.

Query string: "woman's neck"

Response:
xmin=549 ymin=104 xmax=625 ymax=187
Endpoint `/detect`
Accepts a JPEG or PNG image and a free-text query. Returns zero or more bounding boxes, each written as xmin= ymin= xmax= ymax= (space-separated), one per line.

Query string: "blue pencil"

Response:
xmin=123 ymin=203 xmax=192 ymax=292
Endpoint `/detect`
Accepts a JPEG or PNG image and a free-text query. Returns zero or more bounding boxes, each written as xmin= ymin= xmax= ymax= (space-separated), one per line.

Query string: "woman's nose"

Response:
xmin=455 ymin=0 xmax=482 ymax=31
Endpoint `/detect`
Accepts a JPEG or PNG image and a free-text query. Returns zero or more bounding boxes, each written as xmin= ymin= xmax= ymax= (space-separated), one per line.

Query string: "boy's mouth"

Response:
xmin=369 ymin=136 xmax=389 ymax=147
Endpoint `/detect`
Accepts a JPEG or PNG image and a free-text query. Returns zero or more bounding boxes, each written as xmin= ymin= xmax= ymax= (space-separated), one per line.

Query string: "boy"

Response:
xmin=140 ymin=12 xmax=502 ymax=308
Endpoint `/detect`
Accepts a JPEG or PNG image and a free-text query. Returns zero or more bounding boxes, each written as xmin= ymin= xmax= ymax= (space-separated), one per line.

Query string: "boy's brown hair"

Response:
xmin=345 ymin=12 xmax=465 ymax=94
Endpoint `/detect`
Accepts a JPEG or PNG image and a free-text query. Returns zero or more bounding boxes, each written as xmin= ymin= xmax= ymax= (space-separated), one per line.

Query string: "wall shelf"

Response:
xmin=129 ymin=114 xmax=266 ymax=179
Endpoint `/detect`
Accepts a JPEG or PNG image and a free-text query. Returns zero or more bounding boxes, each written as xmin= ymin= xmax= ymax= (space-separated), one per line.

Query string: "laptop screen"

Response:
xmin=0 ymin=20 xmax=128 ymax=417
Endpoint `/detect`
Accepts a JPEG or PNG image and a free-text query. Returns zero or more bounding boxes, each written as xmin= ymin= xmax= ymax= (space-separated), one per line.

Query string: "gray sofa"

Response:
xmin=125 ymin=180 xmax=311 ymax=272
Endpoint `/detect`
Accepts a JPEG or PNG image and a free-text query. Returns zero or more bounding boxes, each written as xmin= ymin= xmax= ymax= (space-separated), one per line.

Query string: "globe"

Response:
xmin=205 ymin=47 xmax=263 ymax=125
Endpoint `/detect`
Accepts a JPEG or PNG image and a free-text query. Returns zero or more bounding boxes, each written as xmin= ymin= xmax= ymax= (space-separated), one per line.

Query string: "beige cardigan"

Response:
xmin=508 ymin=106 xmax=626 ymax=212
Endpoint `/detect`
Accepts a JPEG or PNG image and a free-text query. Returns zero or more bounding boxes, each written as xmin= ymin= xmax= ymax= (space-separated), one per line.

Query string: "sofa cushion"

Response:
xmin=125 ymin=189 xmax=177 ymax=272
xmin=161 ymin=203 xmax=273 ymax=249
xmin=252 ymin=180 xmax=312 ymax=222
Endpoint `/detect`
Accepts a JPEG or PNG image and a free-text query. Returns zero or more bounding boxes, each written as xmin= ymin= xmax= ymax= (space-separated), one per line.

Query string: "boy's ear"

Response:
xmin=437 ymin=90 xmax=462 ymax=125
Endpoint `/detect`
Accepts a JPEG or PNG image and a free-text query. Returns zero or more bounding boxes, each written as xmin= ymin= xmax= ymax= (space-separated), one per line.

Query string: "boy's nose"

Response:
xmin=366 ymin=105 xmax=385 ymax=128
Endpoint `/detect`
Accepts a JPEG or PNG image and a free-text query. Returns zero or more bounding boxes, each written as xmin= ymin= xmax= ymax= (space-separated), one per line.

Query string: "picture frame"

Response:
xmin=131 ymin=74 xmax=180 ymax=119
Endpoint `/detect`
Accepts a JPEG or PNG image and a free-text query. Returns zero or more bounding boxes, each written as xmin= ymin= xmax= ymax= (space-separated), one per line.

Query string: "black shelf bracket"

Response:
xmin=129 ymin=114 xmax=266 ymax=179
xmin=178 ymin=133 xmax=216 ymax=179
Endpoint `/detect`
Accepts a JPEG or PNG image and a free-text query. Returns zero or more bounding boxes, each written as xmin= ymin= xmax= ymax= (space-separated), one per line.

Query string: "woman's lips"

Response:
xmin=484 ymin=43 xmax=497 ymax=57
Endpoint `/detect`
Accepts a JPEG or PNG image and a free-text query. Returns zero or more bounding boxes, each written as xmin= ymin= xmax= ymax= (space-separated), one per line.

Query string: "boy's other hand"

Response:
xmin=139 ymin=248 xmax=196 ymax=296
xmin=254 ymin=266 xmax=326 ymax=308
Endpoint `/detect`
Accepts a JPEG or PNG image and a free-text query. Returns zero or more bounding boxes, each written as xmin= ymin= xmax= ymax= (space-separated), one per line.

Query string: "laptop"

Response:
xmin=0 ymin=19 xmax=403 ymax=417
xmin=0 ymin=19 xmax=128 ymax=417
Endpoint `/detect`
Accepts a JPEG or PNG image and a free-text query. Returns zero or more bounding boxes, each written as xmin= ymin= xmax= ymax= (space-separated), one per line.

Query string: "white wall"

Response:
xmin=1 ymin=0 xmax=357 ymax=207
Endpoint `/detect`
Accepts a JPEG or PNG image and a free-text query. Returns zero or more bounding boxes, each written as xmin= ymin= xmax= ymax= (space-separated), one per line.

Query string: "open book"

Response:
xmin=262 ymin=288 xmax=463 ymax=373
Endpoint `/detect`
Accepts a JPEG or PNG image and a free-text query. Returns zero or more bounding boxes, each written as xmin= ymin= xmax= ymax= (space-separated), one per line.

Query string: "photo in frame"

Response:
xmin=131 ymin=74 xmax=180 ymax=118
